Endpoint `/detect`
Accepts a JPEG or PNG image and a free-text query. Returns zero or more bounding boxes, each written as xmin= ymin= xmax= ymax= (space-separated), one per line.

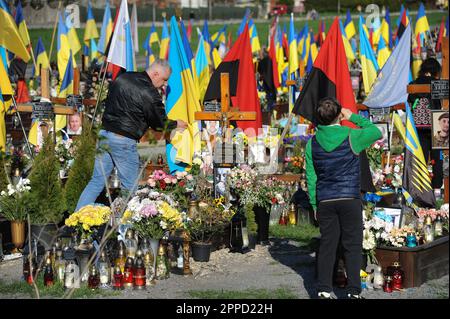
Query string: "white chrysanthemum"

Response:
xmin=160 ymin=220 xmax=167 ymax=229
xmin=363 ymin=229 xmax=376 ymax=250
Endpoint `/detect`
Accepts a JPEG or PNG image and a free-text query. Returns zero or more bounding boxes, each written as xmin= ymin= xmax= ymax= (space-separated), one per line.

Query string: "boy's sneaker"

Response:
xmin=318 ymin=292 xmax=335 ymax=299
xmin=347 ymin=293 xmax=365 ymax=299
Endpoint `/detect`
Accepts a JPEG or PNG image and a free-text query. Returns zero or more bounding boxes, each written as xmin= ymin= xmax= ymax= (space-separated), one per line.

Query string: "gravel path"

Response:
xmin=0 ymin=238 xmax=448 ymax=299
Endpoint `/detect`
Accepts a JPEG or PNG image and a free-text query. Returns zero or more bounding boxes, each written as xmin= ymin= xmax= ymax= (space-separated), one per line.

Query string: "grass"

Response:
xmin=0 ymin=275 xmax=120 ymax=299
xmin=27 ymin=11 xmax=448 ymax=70
xmin=269 ymin=222 xmax=320 ymax=246
xmin=188 ymin=287 xmax=297 ymax=299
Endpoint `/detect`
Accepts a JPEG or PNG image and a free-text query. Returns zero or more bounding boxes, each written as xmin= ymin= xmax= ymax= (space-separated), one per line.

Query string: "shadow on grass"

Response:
xmin=188 ymin=287 xmax=297 ymax=299
xmin=268 ymin=223 xmax=320 ymax=299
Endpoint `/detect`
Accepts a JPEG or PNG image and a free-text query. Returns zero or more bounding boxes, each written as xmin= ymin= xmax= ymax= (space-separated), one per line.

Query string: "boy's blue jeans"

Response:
xmin=75 ymin=130 xmax=140 ymax=212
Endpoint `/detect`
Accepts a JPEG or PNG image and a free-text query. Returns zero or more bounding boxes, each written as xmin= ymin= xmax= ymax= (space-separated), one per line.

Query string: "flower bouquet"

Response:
xmin=122 ymin=188 xmax=183 ymax=240
xmin=0 ymin=178 xmax=32 ymax=222
xmin=65 ymin=204 xmax=112 ymax=240
xmin=55 ymin=138 xmax=76 ymax=177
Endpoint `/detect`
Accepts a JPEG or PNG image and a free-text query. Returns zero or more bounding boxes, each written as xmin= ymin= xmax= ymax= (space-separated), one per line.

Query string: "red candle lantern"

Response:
xmin=113 ymin=266 xmax=124 ymax=290
xmin=123 ymin=257 xmax=134 ymax=288
xmin=388 ymin=262 xmax=404 ymax=290
xmin=383 ymin=276 xmax=393 ymax=293
xmin=134 ymin=251 xmax=146 ymax=290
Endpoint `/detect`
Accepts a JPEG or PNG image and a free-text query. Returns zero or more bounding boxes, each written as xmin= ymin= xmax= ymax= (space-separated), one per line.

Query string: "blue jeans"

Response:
xmin=75 ymin=130 xmax=140 ymax=212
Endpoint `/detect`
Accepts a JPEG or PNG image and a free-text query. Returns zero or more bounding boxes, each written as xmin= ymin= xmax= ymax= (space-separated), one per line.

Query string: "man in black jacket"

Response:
xmin=75 ymin=59 xmax=186 ymax=211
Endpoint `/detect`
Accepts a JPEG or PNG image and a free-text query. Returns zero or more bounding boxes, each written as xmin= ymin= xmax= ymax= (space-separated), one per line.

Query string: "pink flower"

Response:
xmin=147 ymin=179 xmax=156 ymax=187
xmin=164 ymin=177 xmax=171 ymax=184
xmin=141 ymin=204 xmax=158 ymax=217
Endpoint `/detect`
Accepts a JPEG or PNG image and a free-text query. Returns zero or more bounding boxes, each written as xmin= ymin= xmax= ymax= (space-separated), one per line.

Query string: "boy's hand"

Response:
xmin=341 ymin=108 xmax=353 ymax=121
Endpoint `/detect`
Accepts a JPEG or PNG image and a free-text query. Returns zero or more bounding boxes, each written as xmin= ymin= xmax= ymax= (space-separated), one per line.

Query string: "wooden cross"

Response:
xmin=194 ymin=73 xmax=257 ymax=141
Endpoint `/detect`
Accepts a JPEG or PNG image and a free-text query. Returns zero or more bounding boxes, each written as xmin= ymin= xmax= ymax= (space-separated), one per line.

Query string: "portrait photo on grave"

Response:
xmin=214 ymin=167 xmax=231 ymax=197
xmin=375 ymin=123 xmax=390 ymax=150
xmin=369 ymin=107 xmax=390 ymax=123
xmin=431 ymin=110 xmax=449 ymax=149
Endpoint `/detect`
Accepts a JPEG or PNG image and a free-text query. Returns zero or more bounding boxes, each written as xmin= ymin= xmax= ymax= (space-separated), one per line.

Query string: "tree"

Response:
xmin=28 ymin=134 xmax=66 ymax=225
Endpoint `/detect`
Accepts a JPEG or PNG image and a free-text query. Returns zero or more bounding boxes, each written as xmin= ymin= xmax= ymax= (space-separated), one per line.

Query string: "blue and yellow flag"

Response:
xmin=339 ymin=19 xmax=355 ymax=64
xmin=64 ymin=11 xmax=81 ymax=56
xmin=0 ymin=0 xmax=30 ymax=61
xmin=248 ymin=19 xmax=261 ymax=54
xmin=56 ymin=50 xmax=74 ymax=132
xmin=195 ymin=35 xmax=210 ymax=103
xmin=98 ymin=0 xmax=112 ymax=54
xmin=159 ymin=17 xmax=169 ymax=59
xmin=57 ymin=12 xmax=75 ymax=81
xmin=0 ymin=52 xmax=13 ymax=151
xmin=415 ymin=3 xmax=430 ymax=46
xmin=237 ymin=8 xmax=250 ymax=36
xmin=344 ymin=9 xmax=356 ymax=39
xmin=402 ymin=102 xmax=436 ymax=208
xmin=32 ymin=37 xmax=49 ymax=77
xmin=166 ymin=16 xmax=201 ymax=173
xmin=14 ymin=0 xmax=30 ymax=47
xmin=359 ymin=16 xmax=379 ymax=95
xmin=211 ymin=25 xmax=227 ymax=45
xmin=288 ymin=13 xmax=298 ymax=76
xmin=376 ymin=35 xmax=390 ymax=69
xmin=380 ymin=7 xmax=392 ymax=48
xmin=84 ymin=1 xmax=99 ymax=45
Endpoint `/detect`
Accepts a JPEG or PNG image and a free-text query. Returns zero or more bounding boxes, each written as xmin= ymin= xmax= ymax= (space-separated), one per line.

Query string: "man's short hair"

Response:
xmin=317 ymin=97 xmax=342 ymax=125
xmin=148 ymin=59 xmax=172 ymax=74
xmin=419 ymin=58 xmax=441 ymax=78
xmin=438 ymin=112 xmax=449 ymax=121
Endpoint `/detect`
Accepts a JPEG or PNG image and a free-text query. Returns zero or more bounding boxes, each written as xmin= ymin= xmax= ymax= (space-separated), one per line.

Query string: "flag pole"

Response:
xmin=385 ymin=109 xmax=396 ymax=170
xmin=48 ymin=1 xmax=63 ymax=64
xmin=89 ymin=61 xmax=109 ymax=131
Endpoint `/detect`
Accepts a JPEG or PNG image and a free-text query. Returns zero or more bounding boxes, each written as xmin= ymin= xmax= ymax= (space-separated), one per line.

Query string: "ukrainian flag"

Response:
xmin=0 ymin=0 xmax=30 ymax=62
xmin=14 ymin=0 xmax=30 ymax=47
xmin=32 ymin=37 xmax=49 ymax=77
xmin=57 ymin=12 xmax=75 ymax=82
xmin=359 ymin=16 xmax=379 ymax=95
xmin=98 ymin=0 xmax=112 ymax=54
xmin=377 ymin=35 xmax=390 ymax=69
xmin=288 ymin=13 xmax=298 ymax=76
xmin=237 ymin=8 xmax=250 ymax=36
xmin=415 ymin=3 xmax=430 ymax=45
xmin=305 ymin=32 xmax=318 ymax=74
xmin=64 ymin=11 xmax=81 ymax=56
xmin=344 ymin=9 xmax=356 ymax=39
xmin=180 ymin=19 xmax=199 ymax=94
xmin=166 ymin=16 xmax=201 ymax=173
xmin=248 ymin=19 xmax=261 ymax=54
xmin=83 ymin=1 xmax=99 ymax=56
xmin=402 ymin=102 xmax=436 ymax=208
xmin=211 ymin=25 xmax=227 ymax=46
xmin=144 ymin=44 xmax=155 ymax=69
xmin=159 ymin=17 xmax=169 ymax=59
xmin=0 ymin=53 xmax=12 ymax=151
xmin=195 ymin=36 xmax=210 ymax=103
xmin=380 ymin=7 xmax=392 ymax=48
xmin=339 ymin=19 xmax=355 ymax=64
xmin=201 ymin=20 xmax=213 ymax=63
xmin=55 ymin=50 xmax=74 ymax=132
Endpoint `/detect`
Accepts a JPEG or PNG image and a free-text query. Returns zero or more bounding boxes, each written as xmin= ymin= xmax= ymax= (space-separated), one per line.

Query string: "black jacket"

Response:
xmin=102 ymin=71 xmax=175 ymax=140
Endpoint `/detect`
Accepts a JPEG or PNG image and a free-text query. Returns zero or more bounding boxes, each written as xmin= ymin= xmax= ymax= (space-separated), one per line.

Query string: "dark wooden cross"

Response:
xmin=194 ymin=73 xmax=257 ymax=142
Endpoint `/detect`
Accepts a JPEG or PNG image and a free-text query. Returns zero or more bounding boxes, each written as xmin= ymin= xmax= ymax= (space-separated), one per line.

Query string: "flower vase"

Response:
xmin=11 ymin=221 xmax=25 ymax=252
xmin=149 ymin=239 xmax=160 ymax=278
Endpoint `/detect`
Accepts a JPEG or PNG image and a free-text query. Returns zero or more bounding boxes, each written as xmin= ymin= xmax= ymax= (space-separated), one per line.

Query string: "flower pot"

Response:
xmin=253 ymin=205 xmax=270 ymax=244
xmin=191 ymin=242 xmax=212 ymax=262
xmin=30 ymin=223 xmax=58 ymax=251
xmin=11 ymin=221 xmax=26 ymax=252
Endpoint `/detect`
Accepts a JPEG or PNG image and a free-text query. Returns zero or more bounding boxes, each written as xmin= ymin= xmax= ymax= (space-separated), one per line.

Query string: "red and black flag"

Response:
xmin=204 ymin=24 xmax=262 ymax=134
xmin=395 ymin=9 xmax=408 ymax=42
xmin=292 ymin=17 xmax=356 ymax=125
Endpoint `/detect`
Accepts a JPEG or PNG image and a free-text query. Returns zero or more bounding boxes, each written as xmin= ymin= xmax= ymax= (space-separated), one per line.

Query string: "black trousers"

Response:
xmin=418 ymin=129 xmax=443 ymax=189
xmin=317 ymin=199 xmax=363 ymax=295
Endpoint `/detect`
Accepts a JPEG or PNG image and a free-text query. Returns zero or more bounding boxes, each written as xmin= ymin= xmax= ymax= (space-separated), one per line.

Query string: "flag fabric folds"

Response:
xmin=84 ymin=1 xmax=99 ymax=45
xmin=130 ymin=1 xmax=139 ymax=53
xmin=195 ymin=36 xmax=210 ymax=103
xmin=0 ymin=53 xmax=13 ymax=151
xmin=380 ymin=7 xmax=392 ymax=48
xmin=32 ymin=37 xmax=49 ymax=77
xmin=14 ymin=0 xmax=31 ymax=47
xmin=107 ymin=0 xmax=136 ymax=71
xmin=165 ymin=16 xmax=201 ymax=173
xmin=359 ymin=16 xmax=379 ymax=95
xmin=0 ymin=0 xmax=30 ymax=62
xmin=248 ymin=19 xmax=261 ymax=54
xmin=339 ymin=19 xmax=355 ymax=64
xmin=344 ymin=9 xmax=356 ymax=39
xmin=376 ymin=35 xmax=390 ymax=69
xmin=402 ymin=102 xmax=436 ymax=208
xmin=288 ymin=13 xmax=298 ymax=76
xmin=98 ymin=0 xmax=113 ymax=54
xmin=57 ymin=12 xmax=75 ymax=81
xmin=160 ymin=17 xmax=169 ymax=59
xmin=293 ymin=18 xmax=356 ymax=125
xmin=204 ymin=23 xmax=262 ymax=134
xmin=415 ymin=3 xmax=430 ymax=40
xmin=364 ymin=24 xmax=411 ymax=109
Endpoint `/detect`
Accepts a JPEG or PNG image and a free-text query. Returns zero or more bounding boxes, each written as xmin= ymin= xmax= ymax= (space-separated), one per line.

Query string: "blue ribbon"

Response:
xmin=373 ymin=209 xmax=393 ymax=223
xmin=364 ymin=193 xmax=382 ymax=203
